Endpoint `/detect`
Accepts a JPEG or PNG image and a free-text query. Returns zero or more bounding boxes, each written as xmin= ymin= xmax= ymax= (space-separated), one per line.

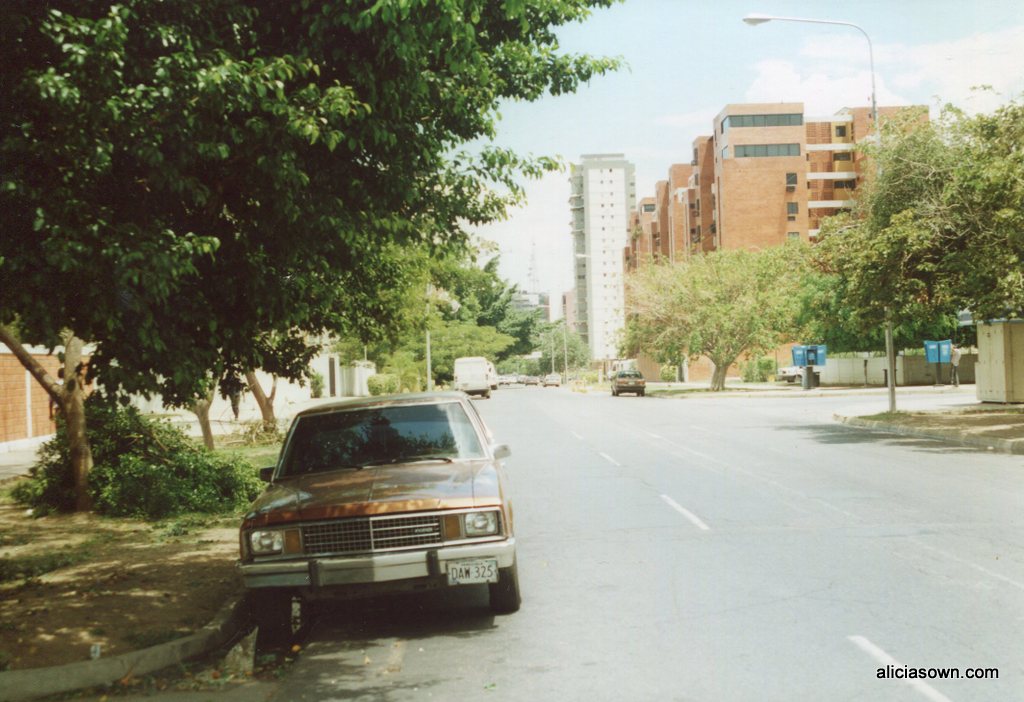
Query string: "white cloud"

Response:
xmin=745 ymin=25 xmax=1024 ymax=117
xmin=892 ymin=26 xmax=1024 ymax=113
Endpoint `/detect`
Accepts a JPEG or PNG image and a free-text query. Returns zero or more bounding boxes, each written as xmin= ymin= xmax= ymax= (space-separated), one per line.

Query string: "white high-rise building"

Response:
xmin=569 ymin=154 xmax=636 ymax=362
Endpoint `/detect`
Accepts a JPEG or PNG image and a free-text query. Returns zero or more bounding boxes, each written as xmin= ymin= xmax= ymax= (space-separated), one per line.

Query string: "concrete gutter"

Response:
xmin=0 ymin=596 xmax=252 ymax=702
xmin=834 ymin=414 xmax=1024 ymax=455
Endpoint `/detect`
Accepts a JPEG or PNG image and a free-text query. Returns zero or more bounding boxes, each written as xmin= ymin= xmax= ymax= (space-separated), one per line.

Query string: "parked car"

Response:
xmin=610 ymin=369 xmax=646 ymax=396
xmin=238 ymin=392 xmax=519 ymax=642
xmin=522 ymin=375 xmax=540 ymax=386
xmin=777 ymin=365 xmax=804 ymax=383
xmin=542 ymin=373 xmax=561 ymax=387
xmin=498 ymin=374 xmax=517 ymax=386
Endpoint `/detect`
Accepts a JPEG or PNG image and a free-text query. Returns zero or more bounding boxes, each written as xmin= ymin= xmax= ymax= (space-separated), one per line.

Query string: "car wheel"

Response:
xmin=638 ymin=390 xmax=645 ymax=397
xmin=489 ymin=559 xmax=521 ymax=614
xmin=250 ymin=588 xmax=303 ymax=648
xmin=484 ymin=389 xmax=491 ymax=399
xmin=611 ymin=388 xmax=618 ymax=396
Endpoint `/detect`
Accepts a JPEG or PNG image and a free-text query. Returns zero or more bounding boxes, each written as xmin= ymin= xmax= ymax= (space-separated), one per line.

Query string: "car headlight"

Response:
xmin=249 ymin=529 xmax=285 ymax=555
xmin=463 ymin=511 xmax=499 ymax=537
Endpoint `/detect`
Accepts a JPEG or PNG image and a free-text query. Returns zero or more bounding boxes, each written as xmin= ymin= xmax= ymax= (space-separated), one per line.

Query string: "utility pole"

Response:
xmin=425 ymin=283 xmax=433 ymax=391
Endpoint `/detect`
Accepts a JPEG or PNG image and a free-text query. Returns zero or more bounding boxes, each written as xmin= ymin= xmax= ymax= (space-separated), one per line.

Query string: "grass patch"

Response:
xmin=0 ymin=548 xmax=91 ymax=583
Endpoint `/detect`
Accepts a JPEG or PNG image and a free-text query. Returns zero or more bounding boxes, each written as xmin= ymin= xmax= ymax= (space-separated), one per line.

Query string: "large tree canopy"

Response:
xmin=624 ymin=245 xmax=809 ymax=390
xmin=0 ymin=0 xmax=620 ymax=403
xmin=812 ymin=100 xmax=1024 ymax=338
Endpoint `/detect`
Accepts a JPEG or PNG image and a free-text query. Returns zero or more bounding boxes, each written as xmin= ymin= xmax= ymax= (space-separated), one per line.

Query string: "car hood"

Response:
xmin=242 ymin=459 xmax=503 ymax=527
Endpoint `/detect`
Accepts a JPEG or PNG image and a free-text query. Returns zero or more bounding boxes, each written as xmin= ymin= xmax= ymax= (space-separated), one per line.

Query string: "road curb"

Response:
xmin=834 ymin=414 xmax=1024 ymax=455
xmin=0 ymin=595 xmax=252 ymax=702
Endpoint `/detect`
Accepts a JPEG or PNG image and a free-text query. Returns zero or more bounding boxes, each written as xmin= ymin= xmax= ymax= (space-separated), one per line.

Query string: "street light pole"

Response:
xmin=743 ymin=13 xmax=896 ymax=412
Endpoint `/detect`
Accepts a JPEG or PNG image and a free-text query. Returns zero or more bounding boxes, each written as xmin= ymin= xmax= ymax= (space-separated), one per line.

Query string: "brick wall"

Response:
xmin=1 ymin=351 xmax=60 ymax=445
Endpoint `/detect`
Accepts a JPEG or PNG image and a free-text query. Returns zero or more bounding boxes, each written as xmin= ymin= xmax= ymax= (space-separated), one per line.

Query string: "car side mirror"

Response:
xmin=492 ymin=444 xmax=511 ymax=460
xmin=259 ymin=466 xmax=275 ymax=483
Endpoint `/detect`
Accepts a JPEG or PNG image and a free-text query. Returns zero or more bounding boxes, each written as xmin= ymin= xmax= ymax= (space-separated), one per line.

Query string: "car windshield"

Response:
xmin=618 ymin=371 xmax=642 ymax=378
xmin=279 ymin=402 xmax=486 ymax=476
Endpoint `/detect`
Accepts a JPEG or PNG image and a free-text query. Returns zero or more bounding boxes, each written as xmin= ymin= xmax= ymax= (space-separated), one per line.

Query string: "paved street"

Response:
xmin=262 ymin=387 xmax=1022 ymax=702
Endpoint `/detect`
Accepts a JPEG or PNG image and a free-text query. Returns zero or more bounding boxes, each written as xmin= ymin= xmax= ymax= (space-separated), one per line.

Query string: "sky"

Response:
xmin=470 ymin=0 xmax=1024 ymax=303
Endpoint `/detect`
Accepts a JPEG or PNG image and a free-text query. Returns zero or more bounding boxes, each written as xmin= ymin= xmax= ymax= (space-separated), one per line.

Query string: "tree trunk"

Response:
xmin=710 ymin=362 xmax=729 ymax=392
xmin=191 ymin=389 xmax=216 ymax=450
xmin=0 ymin=326 xmax=94 ymax=510
xmin=245 ymin=371 xmax=277 ymax=432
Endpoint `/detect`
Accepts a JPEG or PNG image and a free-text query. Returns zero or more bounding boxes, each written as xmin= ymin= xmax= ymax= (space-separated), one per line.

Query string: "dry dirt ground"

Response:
xmin=867 ymin=407 xmax=1024 ymax=443
xmin=0 ymin=487 xmax=242 ymax=673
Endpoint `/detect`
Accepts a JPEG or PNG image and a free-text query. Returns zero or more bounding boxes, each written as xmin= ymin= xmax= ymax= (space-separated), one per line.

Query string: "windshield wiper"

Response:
xmin=359 ymin=455 xmax=455 ymax=467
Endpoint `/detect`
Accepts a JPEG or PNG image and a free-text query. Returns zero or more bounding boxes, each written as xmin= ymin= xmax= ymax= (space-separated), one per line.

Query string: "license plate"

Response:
xmin=447 ymin=558 xmax=499 ymax=585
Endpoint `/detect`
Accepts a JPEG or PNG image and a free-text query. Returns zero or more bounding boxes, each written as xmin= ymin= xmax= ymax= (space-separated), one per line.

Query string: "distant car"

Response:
xmin=542 ymin=373 xmax=561 ymax=387
xmin=610 ymin=369 xmax=645 ymax=396
xmin=498 ymin=374 xmax=516 ymax=385
xmin=522 ymin=375 xmax=540 ymax=386
xmin=238 ymin=392 xmax=519 ymax=643
xmin=777 ymin=366 xmax=804 ymax=383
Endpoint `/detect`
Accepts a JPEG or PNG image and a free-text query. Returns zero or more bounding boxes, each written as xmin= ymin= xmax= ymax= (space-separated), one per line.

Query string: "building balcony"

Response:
xmin=808 ymin=200 xmax=855 ymax=209
xmin=806 ymin=143 xmax=855 ymax=152
xmin=806 ymin=171 xmax=858 ymax=181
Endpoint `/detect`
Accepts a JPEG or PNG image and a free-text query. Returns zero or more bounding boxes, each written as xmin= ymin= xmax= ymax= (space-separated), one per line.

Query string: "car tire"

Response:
xmin=638 ymin=390 xmax=645 ymax=397
xmin=612 ymin=389 xmax=618 ymax=396
xmin=250 ymin=588 xmax=302 ymax=648
xmin=484 ymin=389 xmax=491 ymax=399
xmin=489 ymin=559 xmax=521 ymax=614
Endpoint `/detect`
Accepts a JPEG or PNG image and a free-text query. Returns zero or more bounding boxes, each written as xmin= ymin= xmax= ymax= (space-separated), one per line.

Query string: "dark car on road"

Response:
xmin=238 ymin=392 xmax=519 ymax=642
xmin=610 ymin=369 xmax=646 ymax=396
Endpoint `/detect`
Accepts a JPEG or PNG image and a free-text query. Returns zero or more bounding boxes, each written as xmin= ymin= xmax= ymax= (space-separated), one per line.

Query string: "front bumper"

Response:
xmin=239 ymin=538 xmax=516 ymax=590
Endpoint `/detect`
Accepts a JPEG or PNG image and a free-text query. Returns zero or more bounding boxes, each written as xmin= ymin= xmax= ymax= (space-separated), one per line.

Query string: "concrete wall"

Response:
xmin=819 ymin=354 xmax=976 ymax=386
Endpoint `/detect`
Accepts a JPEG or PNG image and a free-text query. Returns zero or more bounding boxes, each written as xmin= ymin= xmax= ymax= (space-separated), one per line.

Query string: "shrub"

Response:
xmin=741 ymin=356 xmax=777 ymax=383
xmin=659 ymin=365 xmax=677 ymax=382
xmin=12 ymin=394 xmax=263 ymax=519
xmin=310 ymin=371 xmax=324 ymax=398
xmin=367 ymin=373 xmax=400 ymax=396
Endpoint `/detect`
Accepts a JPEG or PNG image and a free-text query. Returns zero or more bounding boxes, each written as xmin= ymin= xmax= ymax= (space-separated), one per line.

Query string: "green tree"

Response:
xmin=625 ymin=244 xmax=809 ymax=391
xmin=0 ymin=1 xmax=620 ymax=509
xmin=425 ymin=321 xmax=515 ymax=385
xmin=536 ymin=321 xmax=589 ymax=375
xmin=813 ymin=99 xmax=1024 ymax=344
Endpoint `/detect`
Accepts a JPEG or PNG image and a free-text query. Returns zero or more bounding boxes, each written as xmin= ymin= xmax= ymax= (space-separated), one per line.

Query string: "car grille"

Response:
xmin=301 ymin=514 xmax=443 ymax=555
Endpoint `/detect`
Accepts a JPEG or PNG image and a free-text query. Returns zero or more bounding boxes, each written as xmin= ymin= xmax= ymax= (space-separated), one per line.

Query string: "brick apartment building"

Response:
xmin=630 ymin=102 xmax=926 ymax=268
xmin=623 ymin=101 xmax=926 ymax=380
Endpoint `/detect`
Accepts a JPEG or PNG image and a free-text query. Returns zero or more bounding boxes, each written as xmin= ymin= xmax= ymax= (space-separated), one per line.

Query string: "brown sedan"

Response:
xmin=239 ymin=392 xmax=518 ymax=641
xmin=610 ymin=369 xmax=646 ymax=396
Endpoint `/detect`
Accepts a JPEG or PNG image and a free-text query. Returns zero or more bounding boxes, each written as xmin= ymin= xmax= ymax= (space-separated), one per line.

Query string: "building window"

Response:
xmin=834 ymin=180 xmax=857 ymax=189
xmin=834 ymin=152 xmax=852 ymax=161
xmin=835 ymin=125 xmax=847 ymax=137
xmin=787 ymin=202 xmax=799 ymax=221
xmin=787 ymin=232 xmax=800 ymax=240
xmin=723 ymin=113 xmax=803 ymax=130
xmin=734 ymin=144 xmax=801 ymax=158
xmin=786 ymin=172 xmax=798 ymax=187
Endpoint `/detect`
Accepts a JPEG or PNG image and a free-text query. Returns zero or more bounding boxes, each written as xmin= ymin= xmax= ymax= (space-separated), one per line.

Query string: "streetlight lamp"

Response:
xmin=743 ymin=13 xmax=897 ymax=412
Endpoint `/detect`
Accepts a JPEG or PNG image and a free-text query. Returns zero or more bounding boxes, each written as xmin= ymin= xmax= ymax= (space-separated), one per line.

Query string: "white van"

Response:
xmin=454 ymin=356 xmax=493 ymax=398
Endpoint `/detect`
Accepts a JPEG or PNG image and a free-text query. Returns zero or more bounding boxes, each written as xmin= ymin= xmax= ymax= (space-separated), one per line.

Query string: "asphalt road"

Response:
xmin=267 ymin=387 xmax=1023 ymax=702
